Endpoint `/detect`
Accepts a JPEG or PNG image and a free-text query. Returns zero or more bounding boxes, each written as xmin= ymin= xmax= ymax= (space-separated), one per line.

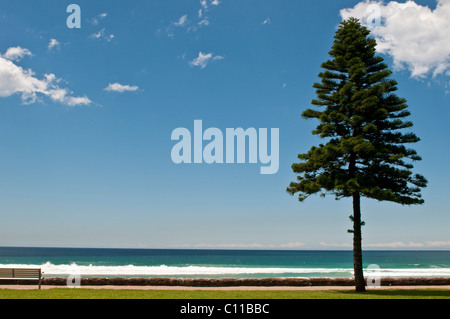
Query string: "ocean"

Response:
xmin=1 ymin=247 xmax=450 ymax=279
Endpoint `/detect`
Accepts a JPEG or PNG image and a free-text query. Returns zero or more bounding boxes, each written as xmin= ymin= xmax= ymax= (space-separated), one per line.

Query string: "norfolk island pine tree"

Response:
xmin=287 ymin=18 xmax=427 ymax=292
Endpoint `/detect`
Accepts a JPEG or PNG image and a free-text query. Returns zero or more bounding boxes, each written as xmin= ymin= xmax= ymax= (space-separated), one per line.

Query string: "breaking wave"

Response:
xmin=2 ymin=262 xmax=450 ymax=278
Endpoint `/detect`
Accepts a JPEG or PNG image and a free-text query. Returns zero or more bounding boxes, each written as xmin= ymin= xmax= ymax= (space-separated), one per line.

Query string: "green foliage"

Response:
xmin=287 ymin=18 xmax=427 ymax=205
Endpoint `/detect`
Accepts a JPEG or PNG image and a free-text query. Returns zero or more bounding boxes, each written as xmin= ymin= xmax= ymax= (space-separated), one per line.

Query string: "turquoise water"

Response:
xmin=1 ymin=247 xmax=450 ymax=278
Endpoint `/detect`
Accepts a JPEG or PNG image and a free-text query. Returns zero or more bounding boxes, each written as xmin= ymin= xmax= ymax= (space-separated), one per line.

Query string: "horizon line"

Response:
xmin=1 ymin=245 xmax=450 ymax=252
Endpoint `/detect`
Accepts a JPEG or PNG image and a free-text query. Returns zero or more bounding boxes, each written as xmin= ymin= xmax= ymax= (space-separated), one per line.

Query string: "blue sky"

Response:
xmin=0 ymin=0 xmax=449 ymax=249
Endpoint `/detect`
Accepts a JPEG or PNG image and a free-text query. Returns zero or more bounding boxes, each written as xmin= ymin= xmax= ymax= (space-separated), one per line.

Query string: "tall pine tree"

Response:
xmin=287 ymin=18 xmax=427 ymax=292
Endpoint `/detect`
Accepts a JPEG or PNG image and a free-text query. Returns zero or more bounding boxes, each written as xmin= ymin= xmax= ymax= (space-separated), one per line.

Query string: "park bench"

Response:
xmin=0 ymin=268 xmax=43 ymax=289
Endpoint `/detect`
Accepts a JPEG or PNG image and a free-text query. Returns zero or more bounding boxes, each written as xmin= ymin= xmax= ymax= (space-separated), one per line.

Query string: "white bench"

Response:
xmin=0 ymin=268 xmax=44 ymax=289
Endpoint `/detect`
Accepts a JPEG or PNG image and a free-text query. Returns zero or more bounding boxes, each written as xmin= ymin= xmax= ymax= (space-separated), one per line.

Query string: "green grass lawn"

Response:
xmin=1 ymin=288 xmax=450 ymax=299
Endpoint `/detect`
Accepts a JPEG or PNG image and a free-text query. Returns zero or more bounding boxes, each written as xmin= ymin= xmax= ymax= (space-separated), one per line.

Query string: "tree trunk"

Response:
xmin=352 ymin=192 xmax=366 ymax=292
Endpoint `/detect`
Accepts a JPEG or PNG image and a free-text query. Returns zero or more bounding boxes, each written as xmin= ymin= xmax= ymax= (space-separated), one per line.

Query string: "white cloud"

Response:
xmin=174 ymin=14 xmax=188 ymax=27
xmin=194 ymin=243 xmax=265 ymax=248
xmin=48 ymin=39 xmax=60 ymax=51
xmin=163 ymin=14 xmax=193 ymax=37
xmin=340 ymin=0 xmax=450 ymax=79
xmin=190 ymin=51 xmax=224 ymax=68
xmin=320 ymin=240 xmax=450 ymax=249
xmin=365 ymin=241 xmax=425 ymax=248
xmin=91 ymin=12 xmax=108 ymax=26
xmin=198 ymin=19 xmax=210 ymax=26
xmin=0 ymin=49 xmax=91 ymax=106
xmin=174 ymin=240 xmax=450 ymax=250
xmin=278 ymin=242 xmax=306 ymax=248
xmin=90 ymin=13 xmax=113 ymax=41
xmin=425 ymin=241 xmax=450 ymax=247
xmin=91 ymin=30 xmax=102 ymax=39
xmin=2 ymin=46 xmax=32 ymax=61
xmin=90 ymin=28 xmax=114 ymax=42
xmin=319 ymin=241 xmax=352 ymax=248
xmin=104 ymin=82 xmax=139 ymax=93
xmin=164 ymin=0 xmax=221 ymax=37
xmin=174 ymin=242 xmax=306 ymax=249
xmin=65 ymin=96 xmax=92 ymax=106
xmin=365 ymin=241 xmax=450 ymax=248
xmin=262 ymin=18 xmax=271 ymax=25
